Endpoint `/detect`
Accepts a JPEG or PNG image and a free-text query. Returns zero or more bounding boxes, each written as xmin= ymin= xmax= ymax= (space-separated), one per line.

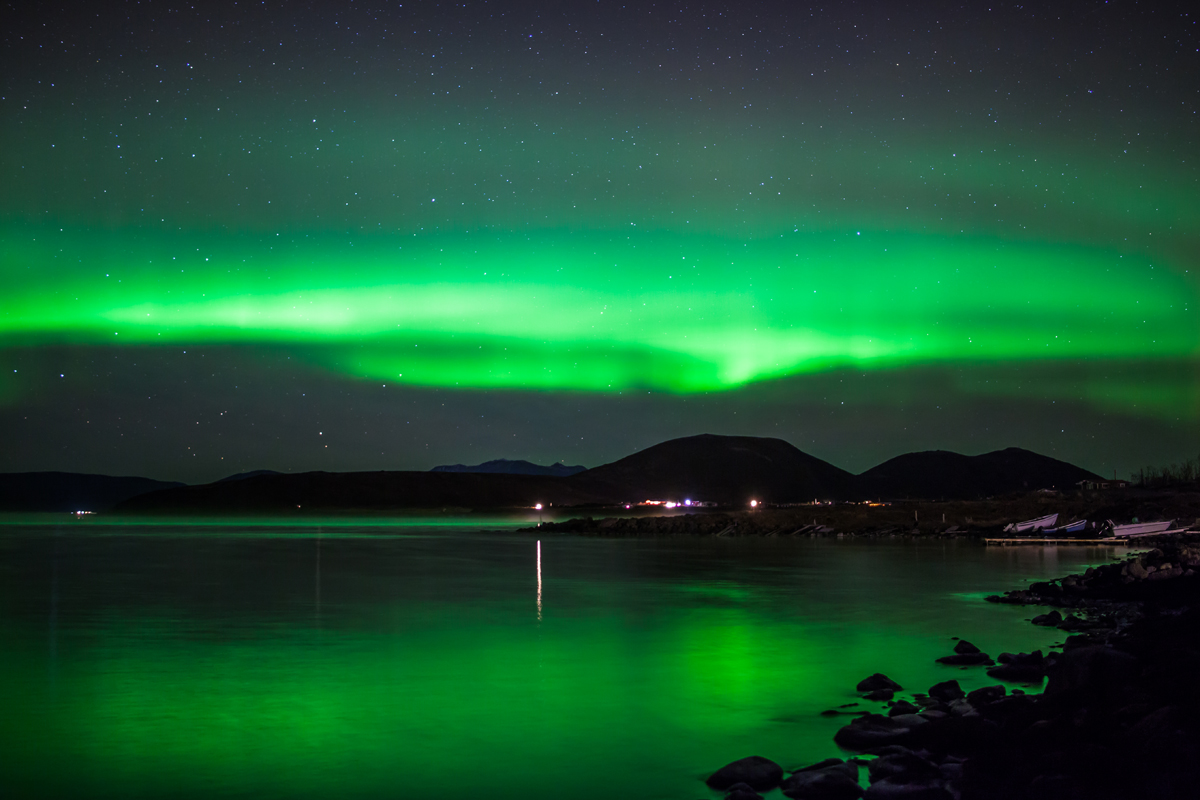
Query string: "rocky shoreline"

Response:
xmin=703 ymin=539 xmax=1200 ymax=799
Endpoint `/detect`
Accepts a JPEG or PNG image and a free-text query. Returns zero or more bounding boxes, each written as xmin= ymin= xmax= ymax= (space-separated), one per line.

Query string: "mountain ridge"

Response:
xmin=8 ymin=436 xmax=1109 ymax=513
xmin=431 ymin=459 xmax=587 ymax=477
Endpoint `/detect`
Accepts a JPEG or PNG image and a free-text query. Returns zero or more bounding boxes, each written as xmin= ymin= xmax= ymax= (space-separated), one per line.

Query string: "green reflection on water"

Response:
xmin=0 ymin=527 xmax=1126 ymax=799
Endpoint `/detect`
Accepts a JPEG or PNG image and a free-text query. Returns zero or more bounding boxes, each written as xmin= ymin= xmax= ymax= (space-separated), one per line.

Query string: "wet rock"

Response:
xmin=1058 ymin=613 xmax=1088 ymax=631
xmin=986 ymin=663 xmax=1046 ymax=682
xmin=780 ymin=769 xmax=864 ymax=799
xmin=863 ymin=778 xmax=952 ymax=799
xmin=965 ymin=685 xmax=1006 ymax=706
xmin=706 ymin=756 xmax=784 ymax=792
xmin=928 ymin=680 xmax=965 ymax=703
xmin=833 ymin=714 xmax=914 ymax=751
xmin=1031 ymin=610 xmax=1063 ymax=626
xmin=1029 ymin=581 xmax=1062 ymax=597
xmin=867 ymin=751 xmax=941 ymax=783
xmin=887 ymin=714 xmax=929 ymax=729
xmin=793 ymin=758 xmax=855 ymax=777
xmin=987 ymin=651 xmax=1047 ymax=683
xmin=1128 ymin=560 xmax=1149 ymax=580
xmin=888 ymin=701 xmax=920 ymax=717
xmin=864 ymin=689 xmax=895 ymax=702
xmin=953 ymin=640 xmax=981 ymax=654
xmin=948 ymin=700 xmax=975 ymax=716
xmin=935 ymin=652 xmax=994 ymax=666
xmin=857 ymin=673 xmax=903 ymax=692
xmin=725 ymin=782 xmax=764 ymax=800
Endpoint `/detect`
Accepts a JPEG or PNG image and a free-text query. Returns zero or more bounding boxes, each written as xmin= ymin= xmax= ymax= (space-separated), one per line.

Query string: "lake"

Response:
xmin=0 ymin=518 xmax=1128 ymax=799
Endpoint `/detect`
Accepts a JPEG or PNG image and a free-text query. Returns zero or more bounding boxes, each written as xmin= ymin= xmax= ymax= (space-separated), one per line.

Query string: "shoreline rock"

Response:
xmin=705 ymin=543 xmax=1200 ymax=799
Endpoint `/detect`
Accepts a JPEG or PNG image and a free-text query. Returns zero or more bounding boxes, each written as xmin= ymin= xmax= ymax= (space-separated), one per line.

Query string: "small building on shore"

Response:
xmin=1076 ymin=478 xmax=1129 ymax=491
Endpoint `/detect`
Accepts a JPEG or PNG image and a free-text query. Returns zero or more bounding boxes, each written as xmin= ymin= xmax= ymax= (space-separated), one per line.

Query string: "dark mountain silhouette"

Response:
xmin=431 ymin=459 xmax=587 ymax=477
xmin=103 ymin=436 xmax=1106 ymax=514
xmin=0 ymin=472 xmax=186 ymax=512
xmin=115 ymin=470 xmax=621 ymax=514
xmin=574 ymin=433 xmax=857 ymax=503
xmin=217 ymin=469 xmax=284 ymax=482
xmin=858 ymin=447 xmax=1104 ymax=499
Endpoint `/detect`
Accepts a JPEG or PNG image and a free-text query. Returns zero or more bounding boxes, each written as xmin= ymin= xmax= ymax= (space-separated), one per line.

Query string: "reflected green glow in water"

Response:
xmin=0 ymin=525 xmax=1126 ymax=799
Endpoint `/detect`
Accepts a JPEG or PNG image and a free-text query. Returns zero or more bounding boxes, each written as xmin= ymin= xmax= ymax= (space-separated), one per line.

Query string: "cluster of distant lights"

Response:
xmin=616 ymin=499 xmax=756 ymax=509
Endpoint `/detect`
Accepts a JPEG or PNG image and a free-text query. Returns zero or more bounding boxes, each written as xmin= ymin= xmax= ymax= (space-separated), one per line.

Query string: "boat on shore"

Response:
xmin=1107 ymin=520 xmax=1174 ymax=537
xmin=1042 ymin=519 xmax=1088 ymax=535
xmin=1003 ymin=512 xmax=1058 ymax=533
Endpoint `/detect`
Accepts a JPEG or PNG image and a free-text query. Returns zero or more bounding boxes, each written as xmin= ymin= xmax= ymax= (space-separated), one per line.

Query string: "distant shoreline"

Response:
xmin=523 ymin=489 xmax=1200 ymax=540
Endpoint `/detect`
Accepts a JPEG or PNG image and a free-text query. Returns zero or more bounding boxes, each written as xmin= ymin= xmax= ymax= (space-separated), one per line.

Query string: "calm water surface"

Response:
xmin=0 ymin=518 xmax=1129 ymax=799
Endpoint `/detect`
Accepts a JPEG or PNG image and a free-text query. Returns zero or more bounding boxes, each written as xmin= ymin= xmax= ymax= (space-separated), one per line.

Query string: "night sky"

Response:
xmin=1 ymin=1 xmax=1197 ymax=483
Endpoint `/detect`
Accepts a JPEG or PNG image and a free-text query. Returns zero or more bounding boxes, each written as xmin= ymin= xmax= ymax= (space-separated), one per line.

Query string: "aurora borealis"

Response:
xmin=1 ymin=1 xmax=1197 ymax=481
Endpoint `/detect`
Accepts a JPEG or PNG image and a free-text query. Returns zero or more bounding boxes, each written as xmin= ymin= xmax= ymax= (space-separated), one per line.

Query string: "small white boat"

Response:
xmin=1108 ymin=520 xmax=1174 ymax=537
xmin=1004 ymin=512 xmax=1059 ymax=533
xmin=1043 ymin=519 xmax=1088 ymax=535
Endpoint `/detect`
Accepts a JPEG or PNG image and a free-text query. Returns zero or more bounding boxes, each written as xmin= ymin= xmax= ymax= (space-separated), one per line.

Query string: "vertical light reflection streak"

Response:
xmin=536 ymin=540 xmax=542 ymax=622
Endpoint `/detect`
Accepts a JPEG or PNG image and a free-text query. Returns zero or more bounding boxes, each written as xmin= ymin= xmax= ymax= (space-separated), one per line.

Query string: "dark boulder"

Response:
xmin=985 ymin=663 xmax=1046 ymax=683
xmin=863 ymin=778 xmax=952 ymax=799
xmin=888 ymin=701 xmax=920 ymax=717
xmin=867 ymin=751 xmax=942 ymax=783
xmin=988 ymin=651 xmax=1047 ymax=683
xmin=935 ymin=652 xmax=994 ymax=666
xmin=781 ymin=769 xmax=864 ymax=800
xmin=927 ymin=680 xmax=965 ymax=703
xmin=793 ymin=758 xmax=853 ymax=776
xmin=1057 ymin=613 xmax=1088 ymax=631
xmin=725 ymin=783 xmax=764 ymax=800
xmin=1031 ymin=610 xmax=1063 ymax=626
xmin=833 ymin=714 xmax=914 ymax=751
xmin=864 ymin=689 xmax=895 ymax=701
xmin=998 ymin=650 xmax=1045 ymax=666
xmin=965 ymin=685 xmax=1006 ymax=706
xmin=857 ymin=673 xmax=903 ymax=692
xmin=706 ymin=756 xmax=784 ymax=792
xmin=953 ymin=640 xmax=981 ymax=655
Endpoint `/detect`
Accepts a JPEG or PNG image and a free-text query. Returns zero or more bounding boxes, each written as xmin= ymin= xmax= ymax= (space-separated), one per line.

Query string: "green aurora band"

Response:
xmin=2 ymin=222 xmax=1195 ymax=397
xmin=2 ymin=2 xmax=1197 ymax=427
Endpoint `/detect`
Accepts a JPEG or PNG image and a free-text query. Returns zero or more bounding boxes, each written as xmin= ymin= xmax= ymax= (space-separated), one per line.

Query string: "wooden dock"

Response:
xmin=984 ymin=537 xmax=1121 ymax=546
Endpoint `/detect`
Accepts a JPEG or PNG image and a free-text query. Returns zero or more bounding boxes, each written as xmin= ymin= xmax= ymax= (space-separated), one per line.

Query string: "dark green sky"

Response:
xmin=1 ymin=1 xmax=1196 ymax=482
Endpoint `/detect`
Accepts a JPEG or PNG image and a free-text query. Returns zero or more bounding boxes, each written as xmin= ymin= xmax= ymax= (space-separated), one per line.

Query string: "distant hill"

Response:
xmin=115 ymin=470 xmax=622 ymax=514
xmin=93 ymin=436 xmax=1107 ymax=515
xmin=0 ymin=472 xmax=186 ymax=512
xmin=858 ymin=447 xmax=1104 ymax=499
xmin=575 ymin=433 xmax=857 ymax=503
xmin=217 ymin=469 xmax=283 ymax=482
xmin=431 ymin=459 xmax=587 ymax=477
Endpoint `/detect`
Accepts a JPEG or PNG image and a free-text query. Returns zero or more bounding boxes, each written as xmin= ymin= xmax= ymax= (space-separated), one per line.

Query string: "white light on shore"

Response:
xmin=750 ymin=499 xmax=758 ymax=508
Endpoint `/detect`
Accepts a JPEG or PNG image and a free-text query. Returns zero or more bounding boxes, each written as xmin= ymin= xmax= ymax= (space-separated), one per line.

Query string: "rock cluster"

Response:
xmin=706 ymin=755 xmax=863 ymax=799
xmin=705 ymin=542 xmax=1200 ymax=799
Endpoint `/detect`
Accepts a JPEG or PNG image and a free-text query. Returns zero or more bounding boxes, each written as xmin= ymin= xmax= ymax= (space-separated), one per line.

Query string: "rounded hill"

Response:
xmin=574 ymin=433 xmax=856 ymax=504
